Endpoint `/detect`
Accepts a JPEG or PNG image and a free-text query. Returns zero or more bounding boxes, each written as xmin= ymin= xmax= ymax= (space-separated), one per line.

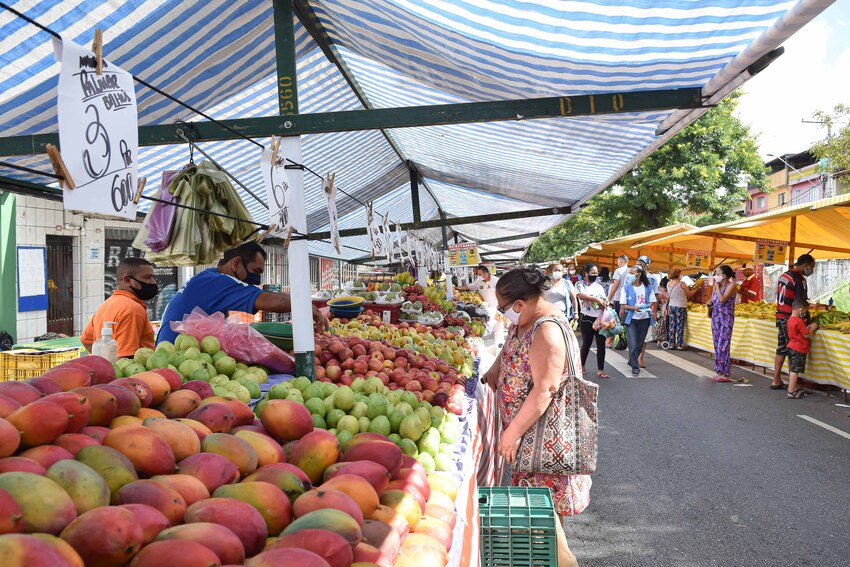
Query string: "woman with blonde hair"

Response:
xmin=666 ymin=267 xmax=700 ymax=350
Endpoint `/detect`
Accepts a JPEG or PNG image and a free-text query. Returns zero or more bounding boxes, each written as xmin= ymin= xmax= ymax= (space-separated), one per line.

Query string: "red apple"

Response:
xmin=352 ymin=344 xmax=367 ymax=358
xmin=370 ymin=351 xmax=384 ymax=363
xmin=341 ymin=359 xmax=355 ymax=372
xmin=376 ymin=373 xmax=389 ymax=387
xmin=406 ymin=380 xmax=422 ymax=392
xmin=353 ymin=360 xmax=369 ymax=375
xmin=368 ymin=359 xmax=384 ymax=373
xmin=338 ymin=374 xmax=354 ymax=386
xmin=340 ymin=348 xmax=353 ymax=361
xmin=329 ymin=340 xmax=344 ymax=355
xmin=320 ymin=351 xmax=334 ymax=364
xmin=325 ymin=365 xmax=341 ymax=381
xmin=394 ymin=358 xmax=408 ymax=370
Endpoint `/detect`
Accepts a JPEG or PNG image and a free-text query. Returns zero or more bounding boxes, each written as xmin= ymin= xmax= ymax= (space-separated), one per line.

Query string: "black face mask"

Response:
xmin=587 ymin=275 xmax=598 ymax=283
xmin=129 ymin=276 xmax=159 ymax=301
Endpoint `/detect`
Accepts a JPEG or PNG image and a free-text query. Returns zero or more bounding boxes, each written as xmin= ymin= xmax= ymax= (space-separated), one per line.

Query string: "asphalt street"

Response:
xmin=561 ymin=344 xmax=850 ymax=567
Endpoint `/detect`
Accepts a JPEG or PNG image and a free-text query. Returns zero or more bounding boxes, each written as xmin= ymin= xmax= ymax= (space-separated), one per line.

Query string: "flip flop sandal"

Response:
xmin=712 ymin=376 xmax=733 ymax=383
xmin=769 ymin=383 xmax=787 ymax=390
xmin=787 ymin=390 xmax=805 ymax=399
xmin=596 ymin=372 xmax=610 ymax=379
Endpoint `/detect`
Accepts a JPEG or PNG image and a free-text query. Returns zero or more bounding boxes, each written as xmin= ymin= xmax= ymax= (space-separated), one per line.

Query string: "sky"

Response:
xmin=735 ymin=1 xmax=850 ymax=159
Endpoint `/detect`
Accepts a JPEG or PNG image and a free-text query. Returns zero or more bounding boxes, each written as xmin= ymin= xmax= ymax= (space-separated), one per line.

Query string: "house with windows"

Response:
xmin=745 ymin=151 xmax=832 ymax=216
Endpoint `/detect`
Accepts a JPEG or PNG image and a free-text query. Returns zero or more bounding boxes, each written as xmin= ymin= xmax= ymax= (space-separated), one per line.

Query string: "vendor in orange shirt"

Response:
xmin=739 ymin=266 xmax=762 ymax=303
xmin=82 ymin=257 xmax=158 ymax=358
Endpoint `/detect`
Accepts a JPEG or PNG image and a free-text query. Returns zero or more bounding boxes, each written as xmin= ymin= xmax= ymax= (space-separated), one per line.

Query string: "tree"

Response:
xmin=811 ymin=103 xmax=850 ymax=172
xmin=526 ymin=91 xmax=766 ymax=263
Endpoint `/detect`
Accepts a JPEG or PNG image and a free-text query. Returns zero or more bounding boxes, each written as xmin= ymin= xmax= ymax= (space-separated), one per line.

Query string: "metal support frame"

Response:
xmin=409 ymin=161 xmax=421 ymax=223
xmin=304 ymin=205 xmax=571 ymax=241
xmin=480 ymin=247 xmax=526 ymax=256
xmin=0 ymin=87 xmax=706 ymax=157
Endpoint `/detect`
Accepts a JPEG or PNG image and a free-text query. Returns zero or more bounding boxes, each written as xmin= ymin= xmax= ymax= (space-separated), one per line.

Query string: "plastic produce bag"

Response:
xmin=170 ymin=308 xmax=295 ymax=374
xmin=143 ymin=170 xmax=180 ymax=252
xmin=593 ymin=307 xmax=622 ymax=337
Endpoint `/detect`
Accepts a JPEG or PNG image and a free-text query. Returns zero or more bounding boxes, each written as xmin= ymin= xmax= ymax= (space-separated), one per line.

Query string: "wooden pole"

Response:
xmin=788 ymin=216 xmax=797 ymax=266
xmin=709 ymin=236 xmax=718 ymax=270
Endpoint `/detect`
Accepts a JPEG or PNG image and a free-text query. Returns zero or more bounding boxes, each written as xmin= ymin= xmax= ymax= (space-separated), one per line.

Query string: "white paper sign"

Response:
xmin=322 ymin=174 xmax=340 ymax=254
xmin=382 ymin=214 xmax=393 ymax=263
xmin=405 ymin=229 xmax=414 ymax=260
xmin=395 ymin=222 xmax=405 ymax=262
xmin=260 ymin=148 xmax=291 ymax=237
xmin=366 ymin=204 xmax=384 ymax=259
xmin=54 ymin=35 xmax=138 ymax=219
xmin=18 ymin=248 xmax=46 ymax=297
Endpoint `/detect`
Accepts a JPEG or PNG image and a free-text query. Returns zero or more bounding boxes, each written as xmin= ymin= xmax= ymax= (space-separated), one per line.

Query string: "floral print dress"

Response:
xmin=498 ymin=314 xmax=592 ymax=516
xmin=711 ymin=283 xmax=735 ymax=377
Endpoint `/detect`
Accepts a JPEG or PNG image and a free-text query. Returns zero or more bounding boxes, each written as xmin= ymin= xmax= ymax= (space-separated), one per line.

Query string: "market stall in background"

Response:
xmin=636 ymin=195 xmax=850 ymax=393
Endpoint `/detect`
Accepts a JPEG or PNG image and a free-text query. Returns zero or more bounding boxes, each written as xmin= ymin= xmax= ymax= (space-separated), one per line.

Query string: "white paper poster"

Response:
xmin=17 ymin=248 xmax=46 ymax=297
xmin=54 ymin=35 xmax=138 ymax=219
xmin=322 ymin=174 xmax=340 ymax=254
xmin=405 ymin=229 xmax=414 ymax=260
xmin=260 ymin=148 xmax=291 ymax=237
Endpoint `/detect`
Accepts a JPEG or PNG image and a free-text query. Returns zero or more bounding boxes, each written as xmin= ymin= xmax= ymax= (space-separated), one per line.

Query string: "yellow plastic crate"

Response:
xmin=0 ymin=348 xmax=82 ymax=381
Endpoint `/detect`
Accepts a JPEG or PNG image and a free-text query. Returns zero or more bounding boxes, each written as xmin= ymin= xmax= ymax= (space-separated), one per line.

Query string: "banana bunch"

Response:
xmin=690 ymin=277 xmax=705 ymax=290
xmin=687 ymin=302 xmax=707 ymax=313
xmin=734 ymin=301 xmax=775 ymax=320
xmin=396 ymin=272 xmax=416 ymax=286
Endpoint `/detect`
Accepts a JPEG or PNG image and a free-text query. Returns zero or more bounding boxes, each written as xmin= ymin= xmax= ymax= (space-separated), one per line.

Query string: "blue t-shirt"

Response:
xmin=157 ymin=268 xmax=264 ymax=344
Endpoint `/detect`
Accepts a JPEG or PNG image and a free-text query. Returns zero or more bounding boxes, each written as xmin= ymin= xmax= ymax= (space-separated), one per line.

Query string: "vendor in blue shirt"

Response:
xmin=157 ymin=241 xmax=328 ymax=344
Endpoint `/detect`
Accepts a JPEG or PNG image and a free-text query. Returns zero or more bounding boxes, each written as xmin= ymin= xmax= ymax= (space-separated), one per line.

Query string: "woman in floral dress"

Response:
xmin=481 ymin=266 xmax=590 ymax=567
xmin=710 ymin=264 xmax=738 ymax=382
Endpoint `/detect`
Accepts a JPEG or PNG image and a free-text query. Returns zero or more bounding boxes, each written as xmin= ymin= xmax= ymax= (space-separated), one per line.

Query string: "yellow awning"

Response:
xmin=637 ymin=194 xmax=850 ymax=266
xmin=566 ymin=223 xmax=696 ymax=270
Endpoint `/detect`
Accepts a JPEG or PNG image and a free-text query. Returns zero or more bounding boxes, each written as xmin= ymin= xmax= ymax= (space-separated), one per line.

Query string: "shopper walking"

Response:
xmin=544 ymin=263 xmax=579 ymax=325
xmin=709 ymin=265 xmax=738 ymax=382
xmin=618 ymin=266 xmax=656 ymax=376
xmin=575 ymin=263 xmax=610 ymax=379
xmin=771 ymin=254 xmax=815 ymax=389
xmin=480 ymin=266 xmax=587 ymax=567
xmin=666 ymin=268 xmax=700 ymax=350
xmin=599 ymin=267 xmax=612 ymax=298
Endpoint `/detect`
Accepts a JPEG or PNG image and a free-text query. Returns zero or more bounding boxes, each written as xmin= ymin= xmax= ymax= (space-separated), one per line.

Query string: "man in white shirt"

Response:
xmin=608 ymin=255 xmax=630 ymax=310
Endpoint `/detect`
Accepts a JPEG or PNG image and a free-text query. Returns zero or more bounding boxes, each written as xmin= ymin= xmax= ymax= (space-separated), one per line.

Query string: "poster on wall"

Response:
xmin=448 ymin=242 xmax=481 ymax=267
xmin=104 ymin=239 xmax=177 ymax=321
xmin=17 ymin=246 xmax=48 ymax=312
xmin=260 ymin=146 xmax=291 ymax=237
xmin=54 ymin=35 xmax=138 ymax=220
xmin=753 ymin=239 xmax=788 ymax=265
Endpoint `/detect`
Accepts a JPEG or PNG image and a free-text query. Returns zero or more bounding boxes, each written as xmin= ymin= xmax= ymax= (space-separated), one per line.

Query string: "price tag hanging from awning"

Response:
xmin=53 ymin=32 xmax=138 ymax=219
xmin=260 ymin=137 xmax=292 ymax=237
xmin=322 ymin=173 xmax=340 ymax=254
xmin=395 ymin=222 xmax=406 ymax=263
xmin=366 ymin=203 xmax=384 ymax=260
xmin=382 ymin=214 xmax=393 ymax=264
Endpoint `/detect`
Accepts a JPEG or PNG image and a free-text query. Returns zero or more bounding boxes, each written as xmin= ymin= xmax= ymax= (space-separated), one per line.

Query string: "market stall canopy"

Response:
xmin=0 ymin=0 xmax=835 ymax=261
xmin=637 ymin=194 xmax=850 ymax=265
xmin=568 ymin=223 xmax=696 ymax=270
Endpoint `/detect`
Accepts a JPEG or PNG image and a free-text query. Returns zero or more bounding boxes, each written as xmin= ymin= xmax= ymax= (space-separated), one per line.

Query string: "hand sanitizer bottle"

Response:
xmin=92 ymin=322 xmax=118 ymax=363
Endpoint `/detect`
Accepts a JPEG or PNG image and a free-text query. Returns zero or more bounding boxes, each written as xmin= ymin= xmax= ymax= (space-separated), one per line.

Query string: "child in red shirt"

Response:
xmin=786 ymin=299 xmax=818 ymax=399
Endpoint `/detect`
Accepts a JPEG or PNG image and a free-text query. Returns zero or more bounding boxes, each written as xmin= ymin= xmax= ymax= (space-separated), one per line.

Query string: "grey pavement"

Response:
xmin=561 ymin=344 xmax=850 ymax=567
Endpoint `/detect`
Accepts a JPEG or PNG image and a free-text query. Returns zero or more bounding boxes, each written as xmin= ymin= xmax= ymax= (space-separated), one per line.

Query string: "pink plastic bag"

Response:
xmin=170 ymin=308 xmax=295 ymax=374
xmin=143 ymin=170 xmax=180 ymax=252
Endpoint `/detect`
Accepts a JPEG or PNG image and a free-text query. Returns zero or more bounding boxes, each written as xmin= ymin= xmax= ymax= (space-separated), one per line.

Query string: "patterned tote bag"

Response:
xmin=513 ymin=317 xmax=599 ymax=476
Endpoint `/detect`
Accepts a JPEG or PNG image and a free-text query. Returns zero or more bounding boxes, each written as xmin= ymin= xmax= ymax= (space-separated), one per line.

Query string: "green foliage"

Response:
xmin=831 ymin=279 xmax=850 ymax=313
xmin=526 ymin=92 xmax=766 ymax=263
xmin=811 ymin=103 xmax=850 ymax=172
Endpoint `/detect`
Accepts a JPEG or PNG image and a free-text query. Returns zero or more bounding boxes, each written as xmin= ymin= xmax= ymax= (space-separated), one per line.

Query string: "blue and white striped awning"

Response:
xmin=0 ymin=0 xmax=834 ymax=261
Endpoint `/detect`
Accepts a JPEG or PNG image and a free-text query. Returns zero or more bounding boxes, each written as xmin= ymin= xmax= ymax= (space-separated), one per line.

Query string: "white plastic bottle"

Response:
xmin=92 ymin=321 xmax=118 ymax=363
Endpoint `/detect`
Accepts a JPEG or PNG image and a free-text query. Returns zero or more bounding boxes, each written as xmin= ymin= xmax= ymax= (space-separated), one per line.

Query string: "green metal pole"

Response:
xmin=274 ymin=0 xmax=314 ymax=380
xmin=0 ymin=192 xmax=16 ymax=341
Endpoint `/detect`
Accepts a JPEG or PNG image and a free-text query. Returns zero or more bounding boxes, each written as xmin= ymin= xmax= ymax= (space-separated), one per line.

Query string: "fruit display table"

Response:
xmin=256 ymin=373 xmax=485 ymax=567
xmin=685 ymin=316 xmax=850 ymax=391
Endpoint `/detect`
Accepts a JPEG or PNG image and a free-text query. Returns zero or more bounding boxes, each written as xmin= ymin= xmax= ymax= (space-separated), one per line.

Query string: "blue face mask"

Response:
xmin=245 ymin=272 xmax=262 ymax=287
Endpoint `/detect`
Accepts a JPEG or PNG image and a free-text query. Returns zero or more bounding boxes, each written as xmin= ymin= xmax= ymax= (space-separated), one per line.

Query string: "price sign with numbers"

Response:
xmin=448 ymin=242 xmax=481 ymax=267
xmin=686 ymin=249 xmax=712 ymax=269
xmin=753 ymin=239 xmax=788 ymax=265
xmin=260 ymin=147 xmax=292 ymax=237
xmin=54 ymin=34 xmax=138 ymax=219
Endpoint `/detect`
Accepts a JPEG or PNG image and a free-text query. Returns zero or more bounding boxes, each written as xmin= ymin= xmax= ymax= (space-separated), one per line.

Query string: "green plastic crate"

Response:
xmin=479 ymin=486 xmax=558 ymax=567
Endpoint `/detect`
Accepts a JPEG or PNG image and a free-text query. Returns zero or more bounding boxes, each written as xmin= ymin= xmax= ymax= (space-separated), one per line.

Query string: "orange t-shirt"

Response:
xmin=81 ymin=290 xmax=155 ymax=358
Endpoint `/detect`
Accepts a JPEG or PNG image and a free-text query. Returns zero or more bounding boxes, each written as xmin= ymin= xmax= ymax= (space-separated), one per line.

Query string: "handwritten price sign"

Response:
xmin=260 ymin=148 xmax=291 ymax=237
xmin=54 ymin=35 xmax=138 ymax=219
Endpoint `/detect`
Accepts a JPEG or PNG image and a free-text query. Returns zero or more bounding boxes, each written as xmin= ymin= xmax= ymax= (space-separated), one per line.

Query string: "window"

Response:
xmin=756 ymin=196 xmax=765 ymax=209
xmin=778 ymin=193 xmax=786 ymax=206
